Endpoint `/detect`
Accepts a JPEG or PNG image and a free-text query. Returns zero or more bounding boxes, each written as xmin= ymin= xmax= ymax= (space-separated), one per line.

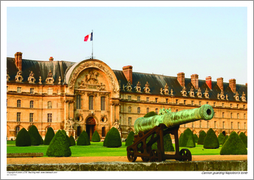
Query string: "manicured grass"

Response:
xmin=7 ymin=141 xmax=223 ymax=157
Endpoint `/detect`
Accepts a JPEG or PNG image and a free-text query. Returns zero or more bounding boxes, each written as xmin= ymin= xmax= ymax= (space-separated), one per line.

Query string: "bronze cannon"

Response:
xmin=127 ymin=104 xmax=214 ymax=162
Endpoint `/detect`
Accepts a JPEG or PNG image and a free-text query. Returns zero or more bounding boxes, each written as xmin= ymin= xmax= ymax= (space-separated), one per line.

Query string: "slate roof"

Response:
xmin=7 ymin=58 xmax=247 ymax=101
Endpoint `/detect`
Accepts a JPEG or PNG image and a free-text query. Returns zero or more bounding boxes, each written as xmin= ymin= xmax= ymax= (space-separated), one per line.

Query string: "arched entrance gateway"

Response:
xmin=65 ymin=59 xmax=120 ymax=140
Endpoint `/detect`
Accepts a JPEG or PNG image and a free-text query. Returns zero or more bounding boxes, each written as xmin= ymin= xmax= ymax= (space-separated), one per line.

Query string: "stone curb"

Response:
xmin=7 ymin=160 xmax=247 ymax=171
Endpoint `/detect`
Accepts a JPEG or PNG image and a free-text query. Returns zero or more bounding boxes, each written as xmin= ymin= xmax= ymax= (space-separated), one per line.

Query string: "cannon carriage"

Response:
xmin=127 ymin=104 xmax=214 ymax=162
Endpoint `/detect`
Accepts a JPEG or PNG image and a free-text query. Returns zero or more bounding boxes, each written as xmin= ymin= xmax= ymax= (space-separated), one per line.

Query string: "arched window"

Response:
xmin=47 ymin=101 xmax=52 ymax=109
xmin=230 ymin=113 xmax=233 ymax=119
xmin=214 ymin=121 xmax=216 ymax=128
xmin=231 ymin=122 xmax=233 ymax=129
xmin=137 ymin=107 xmax=140 ymax=114
xmin=76 ymin=95 xmax=81 ymax=109
xmin=47 ymin=113 xmax=52 ymax=123
xmin=244 ymin=113 xmax=246 ymax=119
xmin=29 ymin=113 xmax=34 ymax=122
xmin=89 ymin=96 xmax=93 ymax=110
xmin=15 ymin=126 xmax=20 ymax=136
xmin=17 ymin=100 xmax=21 ymax=107
xmin=101 ymin=96 xmax=105 ymax=111
xmin=237 ymin=113 xmax=239 ymax=119
xmin=222 ymin=112 xmax=224 ymax=118
xmin=30 ymin=100 xmax=34 ymax=108
xmin=17 ymin=112 xmax=21 ymax=122
xmin=128 ymin=117 xmax=132 ymax=126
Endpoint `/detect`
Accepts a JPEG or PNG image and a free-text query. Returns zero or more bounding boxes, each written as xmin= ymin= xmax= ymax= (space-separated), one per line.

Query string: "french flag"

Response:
xmin=84 ymin=32 xmax=93 ymax=41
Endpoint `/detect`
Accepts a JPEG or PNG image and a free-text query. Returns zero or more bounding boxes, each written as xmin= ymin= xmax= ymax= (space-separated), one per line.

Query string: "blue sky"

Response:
xmin=4 ymin=3 xmax=251 ymax=85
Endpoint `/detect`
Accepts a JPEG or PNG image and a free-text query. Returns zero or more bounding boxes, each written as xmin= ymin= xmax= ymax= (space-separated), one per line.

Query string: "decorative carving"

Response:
xmin=45 ymin=70 xmax=54 ymax=84
xmin=113 ymin=120 xmax=120 ymax=129
xmin=58 ymin=76 xmax=61 ymax=85
xmin=143 ymin=81 xmax=150 ymax=93
xmin=189 ymin=86 xmax=195 ymax=97
xmin=86 ymin=70 xmax=99 ymax=84
xmin=87 ymin=92 xmax=97 ymax=97
xmin=135 ymin=81 xmax=141 ymax=92
xmin=241 ymin=92 xmax=246 ymax=102
xmin=220 ymin=90 xmax=225 ymax=100
xmin=7 ymin=73 xmax=10 ymax=82
xmin=126 ymin=81 xmax=132 ymax=92
xmin=170 ymin=89 xmax=174 ymax=96
xmin=163 ymin=83 xmax=169 ymax=95
xmin=160 ymin=88 xmax=163 ymax=95
xmin=234 ymin=91 xmax=239 ymax=101
xmin=204 ymin=88 xmax=209 ymax=98
xmin=28 ymin=71 xmax=36 ymax=84
xmin=101 ymin=115 xmax=107 ymax=123
xmin=181 ymin=86 xmax=187 ymax=97
xmin=39 ymin=76 xmax=42 ymax=84
xmin=15 ymin=70 xmax=23 ymax=82
xmin=226 ymin=94 xmax=229 ymax=100
xmin=122 ymin=84 xmax=125 ymax=91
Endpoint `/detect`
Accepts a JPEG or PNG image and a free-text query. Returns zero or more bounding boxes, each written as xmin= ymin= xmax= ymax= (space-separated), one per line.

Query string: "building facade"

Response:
xmin=6 ymin=52 xmax=248 ymax=140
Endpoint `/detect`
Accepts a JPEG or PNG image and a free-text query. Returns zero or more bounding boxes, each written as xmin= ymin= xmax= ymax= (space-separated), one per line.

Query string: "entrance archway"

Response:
xmin=86 ymin=117 xmax=96 ymax=140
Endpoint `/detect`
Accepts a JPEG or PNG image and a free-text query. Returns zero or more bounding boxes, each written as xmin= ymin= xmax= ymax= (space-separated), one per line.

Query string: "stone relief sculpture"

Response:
xmin=181 ymin=86 xmax=187 ymax=97
xmin=143 ymin=81 xmax=150 ymax=93
xmin=126 ymin=81 xmax=132 ymax=92
xmin=189 ymin=86 xmax=195 ymax=97
xmin=28 ymin=71 xmax=36 ymax=84
xmin=241 ymin=92 xmax=246 ymax=102
xmin=234 ymin=91 xmax=239 ymax=101
xmin=204 ymin=88 xmax=209 ymax=98
xmin=45 ymin=70 xmax=54 ymax=84
xmin=163 ymin=83 xmax=169 ymax=95
xmin=135 ymin=81 xmax=141 ymax=93
xmin=15 ymin=70 xmax=23 ymax=83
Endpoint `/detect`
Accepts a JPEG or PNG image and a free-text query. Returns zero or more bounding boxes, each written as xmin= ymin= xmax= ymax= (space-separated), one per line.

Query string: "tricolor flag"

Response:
xmin=84 ymin=32 xmax=93 ymax=41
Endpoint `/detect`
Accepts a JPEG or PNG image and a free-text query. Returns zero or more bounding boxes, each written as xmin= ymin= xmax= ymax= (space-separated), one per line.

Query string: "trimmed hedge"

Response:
xmin=28 ymin=125 xmax=42 ymax=146
xmin=146 ymin=133 xmax=174 ymax=152
xmin=15 ymin=128 xmax=31 ymax=146
xmin=46 ymin=130 xmax=72 ymax=157
xmin=203 ymin=128 xmax=219 ymax=149
xmin=239 ymin=132 xmax=247 ymax=148
xmin=61 ymin=130 xmax=71 ymax=146
xmin=218 ymin=133 xmax=225 ymax=145
xmin=198 ymin=130 xmax=206 ymax=145
xmin=179 ymin=128 xmax=195 ymax=148
xmin=103 ymin=127 xmax=122 ymax=147
xmin=193 ymin=134 xmax=198 ymax=143
xmin=44 ymin=127 xmax=55 ymax=145
xmin=125 ymin=131 xmax=135 ymax=146
xmin=144 ymin=111 xmax=157 ymax=117
xmin=179 ymin=133 xmax=185 ymax=147
xmin=91 ymin=130 xmax=101 ymax=142
xmin=69 ymin=135 xmax=76 ymax=146
xmin=220 ymin=131 xmax=247 ymax=155
xmin=77 ymin=131 xmax=90 ymax=145
xmin=222 ymin=135 xmax=229 ymax=145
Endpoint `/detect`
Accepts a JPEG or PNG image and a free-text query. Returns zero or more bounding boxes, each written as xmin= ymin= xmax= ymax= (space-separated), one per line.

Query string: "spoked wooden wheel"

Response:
xmin=127 ymin=148 xmax=137 ymax=162
xmin=179 ymin=149 xmax=192 ymax=161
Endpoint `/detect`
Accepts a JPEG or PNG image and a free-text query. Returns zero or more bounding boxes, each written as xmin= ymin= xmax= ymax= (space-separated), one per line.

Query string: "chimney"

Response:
xmin=229 ymin=79 xmax=236 ymax=93
xmin=245 ymin=83 xmax=247 ymax=86
xmin=122 ymin=65 xmax=133 ymax=84
xmin=49 ymin=57 xmax=54 ymax=61
xmin=206 ymin=76 xmax=212 ymax=89
xmin=191 ymin=74 xmax=199 ymax=89
xmin=217 ymin=77 xmax=223 ymax=90
xmin=15 ymin=52 xmax=22 ymax=71
xmin=177 ymin=72 xmax=185 ymax=87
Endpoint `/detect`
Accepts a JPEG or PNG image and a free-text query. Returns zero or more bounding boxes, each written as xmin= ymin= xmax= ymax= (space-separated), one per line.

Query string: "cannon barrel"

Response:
xmin=134 ymin=104 xmax=214 ymax=134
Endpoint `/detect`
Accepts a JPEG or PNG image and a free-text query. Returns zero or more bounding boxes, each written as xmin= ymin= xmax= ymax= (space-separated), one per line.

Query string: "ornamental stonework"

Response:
xmin=28 ymin=71 xmax=36 ymax=84
xmin=15 ymin=70 xmax=23 ymax=83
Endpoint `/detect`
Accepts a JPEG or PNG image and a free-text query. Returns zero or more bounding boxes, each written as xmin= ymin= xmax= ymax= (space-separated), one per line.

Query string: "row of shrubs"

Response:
xmin=178 ymin=127 xmax=247 ymax=155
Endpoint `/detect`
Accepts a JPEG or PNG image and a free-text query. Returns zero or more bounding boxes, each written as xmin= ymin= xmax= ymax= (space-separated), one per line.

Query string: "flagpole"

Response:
xmin=92 ymin=30 xmax=93 ymax=59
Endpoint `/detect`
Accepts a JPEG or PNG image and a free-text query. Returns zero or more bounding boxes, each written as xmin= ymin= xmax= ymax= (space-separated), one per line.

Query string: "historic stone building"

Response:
xmin=6 ymin=52 xmax=248 ymax=140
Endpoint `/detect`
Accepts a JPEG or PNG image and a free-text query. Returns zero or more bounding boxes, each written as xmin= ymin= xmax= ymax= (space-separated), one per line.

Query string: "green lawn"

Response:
xmin=7 ymin=141 xmax=222 ymax=157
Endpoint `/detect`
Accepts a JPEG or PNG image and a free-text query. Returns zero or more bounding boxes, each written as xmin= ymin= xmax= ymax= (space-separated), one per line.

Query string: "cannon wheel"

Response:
xmin=127 ymin=148 xmax=137 ymax=162
xmin=179 ymin=149 xmax=192 ymax=161
xmin=150 ymin=149 xmax=160 ymax=162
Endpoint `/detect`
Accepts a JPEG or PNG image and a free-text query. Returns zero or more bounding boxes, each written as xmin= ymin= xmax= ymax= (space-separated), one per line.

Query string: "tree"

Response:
xmin=28 ymin=125 xmax=42 ymax=146
xmin=198 ymin=130 xmax=206 ymax=145
xmin=15 ymin=128 xmax=31 ymax=146
xmin=44 ymin=127 xmax=55 ymax=145
xmin=103 ymin=127 xmax=122 ymax=147
xmin=220 ymin=131 xmax=247 ymax=155
xmin=46 ymin=130 xmax=72 ymax=157
xmin=218 ymin=133 xmax=225 ymax=145
xmin=239 ymin=132 xmax=247 ymax=148
xmin=203 ymin=128 xmax=219 ymax=149
xmin=125 ymin=131 xmax=135 ymax=146
xmin=91 ymin=130 xmax=101 ymax=142
xmin=77 ymin=131 xmax=90 ymax=145
xmin=69 ymin=135 xmax=76 ymax=146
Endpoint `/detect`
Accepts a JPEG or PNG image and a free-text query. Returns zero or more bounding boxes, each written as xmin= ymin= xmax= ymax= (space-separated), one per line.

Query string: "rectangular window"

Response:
xmin=223 ymin=121 xmax=225 ymax=129
xmin=30 ymin=101 xmax=34 ymax=108
xmin=17 ymin=87 xmax=21 ymax=93
xmin=207 ymin=121 xmax=209 ymax=128
xmin=17 ymin=112 xmax=21 ymax=122
xmin=89 ymin=96 xmax=93 ymax=110
xmin=147 ymin=107 xmax=149 ymax=113
xmin=191 ymin=101 xmax=194 ymax=105
xmin=237 ymin=113 xmax=239 ymax=119
xmin=102 ymin=127 xmax=105 ymax=137
xmin=176 ymin=99 xmax=178 ymax=104
xmin=76 ymin=95 xmax=81 ymax=109
xmin=128 ymin=117 xmax=132 ymax=126
xmin=230 ymin=104 xmax=232 ymax=108
xmin=137 ymin=107 xmax=140 ymax=114
xmin=213 ymin=102 xmax=216 ymax=107
xmin=166 ymin=99 xmax=168 ymax=103
xmin=30 ymin=88 xmax=34 ymax=94
xmin=184 ymin=100 xmax=186 ymax=105
xmin=137 ymin=96 xmax=140 ymax=102
xmin=244 ymin=122 xmax=246 ymax=129
xmin=199 ymin=101 xmax=201 ymax=106
xmin=17 ymin=100 xmax=21 ymax=107
xmin=231 ymin=122 xmax=233 ymax=129
xmin=222 ymin=103 xmax=224 ymax=107
xmin=214 ymin=121 xmax=216 ymax=128
xmin=200 ymin=121 xmax=202 ymax=128
xmin=101 ymin=96 xmax=105 ymax=111
xmin=146 ymin=97 xmax=149 ymax=102
xmin=155 ymin=98 xmax=158 ymax=103
xmin=128 ymin=96 xmax=131 ymax=101
xmin=238 ymin=122 xmax=240 ymax=129
xmin=29 ymin=113 xmax=34 ymax=122
xmin=47 ymin=113 xmax=52 ymax=123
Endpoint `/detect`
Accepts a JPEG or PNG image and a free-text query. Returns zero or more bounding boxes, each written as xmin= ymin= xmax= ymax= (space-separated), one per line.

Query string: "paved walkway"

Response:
xmin=7 ymin=155 xmax=247 ymax=165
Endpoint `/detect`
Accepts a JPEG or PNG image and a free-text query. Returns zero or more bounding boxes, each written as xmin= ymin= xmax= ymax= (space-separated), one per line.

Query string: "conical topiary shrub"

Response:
xmin=44 ymin=127 xmax=55 ymax=145
xmin=69 ymin=135 xmax=76 ymax=146
xmin=77 ymin=131 xmax=90 ymax=145
xmin=198 ymin=130 xmax=206 ymax=145
xmin=16 ymin=128 xmax=31 ymax=146
xmin=46 ymin=130 xmax=72 ymax=157
xmin=144 ymin=111 xmax=157 ymax=117
xmin=203 ymin=128 xmax=219 ymax=149
xmin=146 ymin=133 xmax=174 ymax=151
xmin=179 ymin=128 xmax=195 ymax=148
xmin=179 ymin=133 xmax=185 ymax=147
xmin=28 ymin=125 xmax=42 ymax=146
xmin=222 ymin=135 xmax=228 ymax=145
xmin=91 ymin=130 xmax=101 ymax=142
xmin=239 ymin=132 xmax=247 ymax=148
xmin=125 ymin=131 xmax=135 ymax=146
xmin=220 ymin=131 xmax=247 ymax=155
xmin=103 ymin=127 xmax=122 ymax=147
xmin=218 ymin=133 xmax=225 ymax=145
xmin=193 ymin=134 xmax=198 ymax=143
xmin=62 ymin=130 xmax=71 ymax=146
